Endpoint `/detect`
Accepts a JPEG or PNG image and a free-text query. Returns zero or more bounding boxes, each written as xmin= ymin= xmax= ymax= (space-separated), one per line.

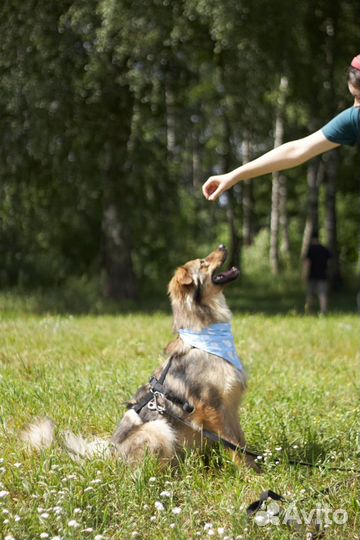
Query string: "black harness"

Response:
xmin=132 ymin=354 xmax=194 ymax=416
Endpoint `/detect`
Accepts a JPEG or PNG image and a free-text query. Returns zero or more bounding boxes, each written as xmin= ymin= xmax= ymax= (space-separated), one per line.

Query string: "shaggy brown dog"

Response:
xmin=23 ymin=246 xmax=254 ymax=469
xmin=110 ymin=245 xmax=253 ymax=467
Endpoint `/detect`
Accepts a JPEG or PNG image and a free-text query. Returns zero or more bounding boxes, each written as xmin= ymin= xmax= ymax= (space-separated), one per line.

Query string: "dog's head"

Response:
xmin=168 ymin=245 xmax=239 ymax=330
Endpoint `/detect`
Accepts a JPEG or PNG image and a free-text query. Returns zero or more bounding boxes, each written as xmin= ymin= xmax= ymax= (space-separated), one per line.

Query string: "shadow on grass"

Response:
xmin=0 ymin=273 xmax=358 ymax=317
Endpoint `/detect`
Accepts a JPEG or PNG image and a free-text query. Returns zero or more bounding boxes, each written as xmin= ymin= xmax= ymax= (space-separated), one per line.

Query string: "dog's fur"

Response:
xmin=23 ymin=247 xmax=253 ymax=469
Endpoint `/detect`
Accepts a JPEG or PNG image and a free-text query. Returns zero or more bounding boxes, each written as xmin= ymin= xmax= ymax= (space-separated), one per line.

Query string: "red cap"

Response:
xmin=351 ymin=54 xmax=360 ymax=70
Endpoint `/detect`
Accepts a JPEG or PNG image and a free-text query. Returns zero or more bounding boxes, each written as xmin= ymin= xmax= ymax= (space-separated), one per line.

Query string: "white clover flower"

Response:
xmin=84 ymin=487 xmax=94 ymax=493
xmin=15 ymin=515 xmax=21 ymax=522
xmin=37 ymin=508 xmax=45 ymax=513
xmin=169 ymin=523 xmax=175 ymax=529
xmin=293 ymin=445 xmax=298 ymax=449
xmin=3 ymin=518 xmax=10 ymax=524
xmin=160 ymin=490 xmax=172 ymax=498
xmin=52 ymin=506 xmax=62 ymax=515
xmin=150 ymin=516 xmax=156 ymax=522
xmin=131 ymin=532 xmax=140 ymax=538
xmin=0 ymin=491 xmax=9 ymax=499
xmin=5 ymin=535 xmax=15 ymax=540
xmin=0 ymin=467 xmax=7 ymax=474
xmin=148 ymin=477 xmax=156 ymax=483
xmin=208 ymin=529 xmax=215 ymax=536
xmin=204 ymin=523 xmax=213 ymax=530
xmin=172 ymin=507 xmax=182 ymax=515
xmin=94 ymin=536 xmax=104 ymax=540
xmin=155 ymin=501 xmax=165 ymax=511
xmin=40 ymin=513 xmax=50 ymax=519
xmin=0 ymin=459 xmax=4 ymax=465
xmin=73 ymin=508 xmax=82 ymax=514
xmin=68 ymin=519 xmax=80 ymax=528
xmin=275 ymin=447 xmax=282 ymax=451
xmin=82 ymin=528 xmax=94 ymax=533
xmin=218 ymin=527 xmax=225 ymax=535
xmin=90 ymin=479 xmax=101 ymax=485
xmin=13 ymin=463 xmax=22 ymax=469
xmin=40 ymin=534 xmax=49 ymax=539
xmin=2 ymin=509 xmax=10 ymax=514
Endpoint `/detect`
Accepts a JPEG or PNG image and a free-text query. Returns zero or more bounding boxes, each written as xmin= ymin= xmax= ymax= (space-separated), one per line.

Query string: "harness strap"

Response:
xmin=132 ymin=354 xmax=194 ymax=415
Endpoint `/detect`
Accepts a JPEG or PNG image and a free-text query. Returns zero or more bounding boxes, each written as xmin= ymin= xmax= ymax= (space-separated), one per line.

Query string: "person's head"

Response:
xmin=347 ymin=54 xmax=360 ymax=104
xmin=310 ymin=230 xmax=319 ymax=244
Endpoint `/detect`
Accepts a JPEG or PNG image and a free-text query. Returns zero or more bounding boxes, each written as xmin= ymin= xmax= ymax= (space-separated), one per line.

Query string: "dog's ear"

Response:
xmin=177 ymin=267 xmax=193 ymax=286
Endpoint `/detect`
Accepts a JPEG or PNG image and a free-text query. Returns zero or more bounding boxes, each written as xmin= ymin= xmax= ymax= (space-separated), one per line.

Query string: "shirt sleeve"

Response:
xmin=321 ymin=107 xmax=360 ymax=146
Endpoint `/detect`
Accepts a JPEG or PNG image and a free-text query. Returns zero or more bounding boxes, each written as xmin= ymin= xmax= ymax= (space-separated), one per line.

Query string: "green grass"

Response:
xmin=0 ymin=293 xmax=359 ymax=540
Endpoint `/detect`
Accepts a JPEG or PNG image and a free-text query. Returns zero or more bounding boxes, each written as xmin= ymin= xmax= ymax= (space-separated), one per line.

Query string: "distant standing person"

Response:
xmin=202 ymin=54 xmax=360 ymax=201
xmin=303 ymin=233 xmax=332 ymax=315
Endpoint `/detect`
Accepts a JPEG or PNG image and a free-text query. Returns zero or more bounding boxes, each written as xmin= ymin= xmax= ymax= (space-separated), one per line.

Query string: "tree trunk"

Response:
xmin=270 ymin=75 xmax=288 ymax=274
xmin=325 ymin=150 xmax=341 ymax=287
xmin=101 ymin=82 xmax=137 ymax=300
xmin=301 ymin=158 xmax=324 ymax=258
xmin=279 ymin=173 xmax=290 ymax=257
xmin=242 ymin=138 xmax=255 ymax=246
xmin=102 ymin=189 xmax=137 ymax=300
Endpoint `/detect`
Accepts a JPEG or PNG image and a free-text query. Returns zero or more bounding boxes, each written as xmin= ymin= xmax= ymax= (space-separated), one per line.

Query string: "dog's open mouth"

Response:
xmin=212 ymin=266 xmax=240 ymax=285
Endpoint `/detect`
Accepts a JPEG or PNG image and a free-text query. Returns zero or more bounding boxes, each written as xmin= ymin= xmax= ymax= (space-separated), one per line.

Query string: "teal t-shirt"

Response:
xmin=321 ymin=106 xmax=360 ymax=146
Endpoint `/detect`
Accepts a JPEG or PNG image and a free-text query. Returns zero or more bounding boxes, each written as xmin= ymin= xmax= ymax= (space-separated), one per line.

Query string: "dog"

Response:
xmin=23 ymin=245 xmax=255 ymax=469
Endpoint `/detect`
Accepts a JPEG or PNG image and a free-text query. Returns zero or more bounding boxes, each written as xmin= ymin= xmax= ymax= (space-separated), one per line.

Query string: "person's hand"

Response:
xmin=202 ymin=173 xmax=235 ymax=201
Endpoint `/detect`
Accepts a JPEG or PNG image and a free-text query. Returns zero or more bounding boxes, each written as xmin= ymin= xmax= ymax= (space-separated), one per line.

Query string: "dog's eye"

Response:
xmin=200 ymin=260 xmax=209 ymax=269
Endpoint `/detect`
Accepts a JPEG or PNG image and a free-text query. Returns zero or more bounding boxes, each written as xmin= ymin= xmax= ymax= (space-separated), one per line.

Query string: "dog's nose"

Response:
xmin=218 ymin=244 xmax=226 ymax=251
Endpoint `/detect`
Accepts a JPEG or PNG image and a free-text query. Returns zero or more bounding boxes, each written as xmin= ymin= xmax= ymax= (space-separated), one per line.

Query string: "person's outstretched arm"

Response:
xmin=202 ymin=130 xmax=339 ymax=201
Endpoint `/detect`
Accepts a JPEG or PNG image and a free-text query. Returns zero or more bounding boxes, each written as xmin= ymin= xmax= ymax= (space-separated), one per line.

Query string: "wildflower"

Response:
xmin=169 ymin=523 xmax=175 ymax=529
xmin=218 ymin=527 xmax=225 ymax=535
xmin=3 ymin=509 xmax=10 ymax=514
xmin=15 ymin=515 xmax=21 ymax=522
xmin=204 ymin=523 xmax=213 ymax=530
xmin=148 ymin=477 xmax=156 ymax=483
xmin=0 ymin=467 xmax=7 ymax=474
xmin=150 ymin=516 xmax=156 ymax=522
xmin=53 ymin=506 xmax=62 ymax=515
xmin=90 ymin=479 xmax=101 ymax=485
xmin=0 ymin=459 xmax=4 ymax=465
xmin=84 ymin=487 xmax=94 ymax=493
xmin=40 ymin=534 xmax=49 ymax=540
xmin=13 ymin=463 xmax=22 ymax=469
xmin=68 ymin=519 xmax=80 ymax=528
xmin=275 ymin=447 xmax=282 ymax=451
xmin=73 ymin=508 xmax=82 ymax=514
xmin=40 ymin=513 xmax=50 ymax=519
xmin=82 ymin=528 xmax=94 ymax=533
xmin=0 ymin=491 xmax=9 ymax=499
xmin=155 ymin=501 xmax=165 ymax=511
xmin=160 ymin=490 xmax=172 ymax=498
xmin=94 ymin=536 xmax=104 ymax=540
xmin=293 ymin=445 xmax=298 ymax=449
xmin=208 ymin=530 xmax=215 ymax=536
xmin=131 ymin=532 xmax=140 ymax=538
xmin=3 ymin=518 xmax=10 ymax=524
xmin=172 ymin=507 xmax=182 ymax=515
xmin=5 ymin=535 xmax=15 ymax=540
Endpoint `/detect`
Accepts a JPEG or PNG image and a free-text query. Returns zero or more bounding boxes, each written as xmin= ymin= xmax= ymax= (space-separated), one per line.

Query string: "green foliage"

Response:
xmin=0 ymin=0 xmax=359 ymax=292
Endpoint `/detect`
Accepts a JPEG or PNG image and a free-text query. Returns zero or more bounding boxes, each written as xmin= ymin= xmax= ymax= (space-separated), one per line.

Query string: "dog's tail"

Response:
xmin=21 ymin=418 xmax=112 ymax=460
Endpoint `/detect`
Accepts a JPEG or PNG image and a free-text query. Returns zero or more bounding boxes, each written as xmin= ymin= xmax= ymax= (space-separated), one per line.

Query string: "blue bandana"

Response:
xmin=178 ymin=322 xmax=243 ymax=372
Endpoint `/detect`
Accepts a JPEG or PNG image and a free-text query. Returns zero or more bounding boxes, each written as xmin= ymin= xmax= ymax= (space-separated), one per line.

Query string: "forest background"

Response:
xmin=1 ymin=0 xmax=359 ymax=308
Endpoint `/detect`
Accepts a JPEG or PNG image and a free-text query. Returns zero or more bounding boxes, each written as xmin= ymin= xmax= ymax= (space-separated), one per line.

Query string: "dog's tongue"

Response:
xmin=212 ymin=267 xmax=240 ymax=285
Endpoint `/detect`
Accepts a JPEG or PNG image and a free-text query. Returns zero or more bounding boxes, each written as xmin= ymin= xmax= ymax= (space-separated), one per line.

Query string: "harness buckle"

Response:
xmin=147 ymin=391 xmax=166 ymax=413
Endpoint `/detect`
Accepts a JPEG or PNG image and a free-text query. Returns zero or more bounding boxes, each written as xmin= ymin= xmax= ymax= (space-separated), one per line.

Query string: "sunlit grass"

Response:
xmin=0 ymin=301 xmax=358 ymax=539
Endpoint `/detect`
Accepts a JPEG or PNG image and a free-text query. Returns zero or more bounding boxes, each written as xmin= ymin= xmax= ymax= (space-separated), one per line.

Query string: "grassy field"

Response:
xmin=0 ymin=288 xmax=359 ymax=540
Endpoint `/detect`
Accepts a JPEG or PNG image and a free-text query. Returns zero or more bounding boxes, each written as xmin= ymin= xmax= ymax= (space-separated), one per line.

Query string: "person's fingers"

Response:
xmin=202 ymin=177 xmax=220 ymax=199
xmin=208 ymin=186 xmax=223 ymax=201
